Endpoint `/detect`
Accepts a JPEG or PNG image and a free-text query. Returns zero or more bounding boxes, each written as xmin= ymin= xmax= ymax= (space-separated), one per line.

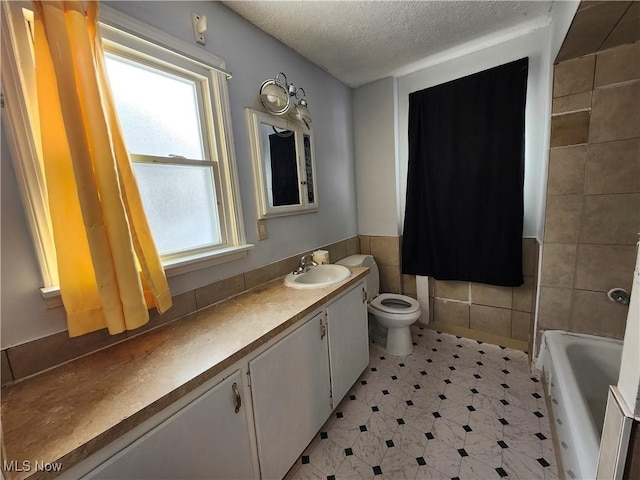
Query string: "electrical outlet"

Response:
xmin=257 ymin=219 xmax=268 ymax=240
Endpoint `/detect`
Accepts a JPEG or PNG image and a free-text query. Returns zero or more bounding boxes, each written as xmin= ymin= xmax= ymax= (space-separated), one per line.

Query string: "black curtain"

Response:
xmin=402 ymin=58 xmax=528 ymax=287
xmin=269 ymin=132 xmax=299 ymax=206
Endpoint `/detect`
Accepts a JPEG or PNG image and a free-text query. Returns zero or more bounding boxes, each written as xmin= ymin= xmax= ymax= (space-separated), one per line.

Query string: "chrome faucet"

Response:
xmin=292 ymin=254 xmax=318 ymax=275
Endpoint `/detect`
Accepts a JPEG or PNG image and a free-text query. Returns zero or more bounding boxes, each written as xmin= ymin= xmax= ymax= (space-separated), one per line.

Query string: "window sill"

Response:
xmin=40 ymin=244 xmax=255 ymax=308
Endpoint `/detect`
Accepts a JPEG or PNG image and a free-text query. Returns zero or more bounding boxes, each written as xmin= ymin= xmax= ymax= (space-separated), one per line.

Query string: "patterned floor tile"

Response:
xmin=286 ymin=327 xmax=558 ymax=480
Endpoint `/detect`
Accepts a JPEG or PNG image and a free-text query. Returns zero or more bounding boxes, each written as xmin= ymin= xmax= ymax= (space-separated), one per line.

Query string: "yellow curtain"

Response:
xmin=34 ymin=0 xmax=172 ymax=337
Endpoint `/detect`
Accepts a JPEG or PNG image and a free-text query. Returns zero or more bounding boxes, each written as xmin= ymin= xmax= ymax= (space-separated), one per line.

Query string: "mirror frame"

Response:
xmin=246 ymin=108 xmax=318 ymax=219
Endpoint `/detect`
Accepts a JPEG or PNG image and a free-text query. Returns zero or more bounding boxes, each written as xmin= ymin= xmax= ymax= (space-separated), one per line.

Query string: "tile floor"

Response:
xmin=286 ymin=326 xmax=558 ymax=480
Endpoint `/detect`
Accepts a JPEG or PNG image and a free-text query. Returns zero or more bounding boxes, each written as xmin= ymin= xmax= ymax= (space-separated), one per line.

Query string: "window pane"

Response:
xmin=105 ymin=54 xmax=205 ymax=160
xmin=132 ymin=163 xmax=221 ymax=254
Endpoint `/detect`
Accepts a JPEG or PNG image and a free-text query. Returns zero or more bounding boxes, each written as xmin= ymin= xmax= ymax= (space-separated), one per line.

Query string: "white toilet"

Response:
xmin=337 ymin=255 xmax=421 ymax=356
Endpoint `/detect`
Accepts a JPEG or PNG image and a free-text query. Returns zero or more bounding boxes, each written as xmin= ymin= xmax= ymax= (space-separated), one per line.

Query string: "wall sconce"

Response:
xmin=259 ymin=72 xmax=312 ymax=128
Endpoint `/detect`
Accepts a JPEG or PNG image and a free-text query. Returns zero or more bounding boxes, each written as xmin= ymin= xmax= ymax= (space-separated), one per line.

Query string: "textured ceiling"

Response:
xmin=223 ymin=1 xmax=553 ymax=87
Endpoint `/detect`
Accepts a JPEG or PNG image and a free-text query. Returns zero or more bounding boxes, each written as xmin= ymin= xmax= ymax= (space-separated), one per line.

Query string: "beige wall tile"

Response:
xmin=470 ymin=305 xmax=512 ymax=337
xmin=402 ymin=274 xmax=417 ymax=296
xmin=195 ymin=275 xmax=245 ymax=309
xmin=595 ymin=42 xmax=640 ymax=87
xmin=135 ymin=290 xmax=198 ymax=334
xmin=575 ymin=244 xmax=637 ymax=292
xmin=434 ymin=280 xmax=469 ymax=301
xmin=538 ymin=287 xmax=572 ymax=330
xmin=345 ymin=236 xmax=360 ymax=257
xmin=433 ymin=299 xmax=469 ymax=328
xmin=547 ymin=146 xmax=587 ymax=195
xmin=553 ymin=56 xmax=596 ymax=97
xmin=370 ymin=236 xmax=400 ymax=266
xmin=540 ymin=244 xmax=577 ymax=288
xmin=1 ymin=350 xmax=13 ymax=386
xmin=552 ymin=92 xmax=592 ymax=114
xmin=570 ymin=289 xmax=629 ymax=339
xmin=7 ymin=329 xmax=126 ymax=380
xmin=511 ymin=311 xmax=532 ymax=342
xmin=544 ymin=194 xmax=583 ymax=243
xmin=522 ymin=238 xmax=538 ymax=277
xmin=325 ymin=240 xmax=347 ymax=264
xmin=513 ymin=276 xmax=534 ymax=313
xmin=555 ymin=2 xmax=631 ymax=62
xmin=379 ymin=265 xmax=401 ymax=294
xmin=244 ymin=262 xmax=280 ymax=290
xmin=589 ymin=82 xmax=640 ymax=143
xmin=279 ymin=255 xmax=301 ymax=276
xmin=584 ymin=138 xmax=640 ymax=194
xmin=550 ymin=111 xmax=591 ymax=147
xmin=470 ymin=283 xmax=513 ymax=309
xmin=359 ymin=235 xmax=371 ymax=255
xmin=580 ymin=193 xmax=640 ymax=244
xmin=601 ymin=4 xmax=640 ymax=50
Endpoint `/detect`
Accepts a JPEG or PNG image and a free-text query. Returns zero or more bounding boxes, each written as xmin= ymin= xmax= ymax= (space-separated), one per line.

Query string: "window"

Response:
xmin=1 ymin=3 xmax=250 ymax=294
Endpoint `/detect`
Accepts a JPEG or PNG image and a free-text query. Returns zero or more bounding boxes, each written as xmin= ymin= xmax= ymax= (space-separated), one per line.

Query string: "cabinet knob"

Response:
xmin=232 ymin=382 xmax=241 ymax=413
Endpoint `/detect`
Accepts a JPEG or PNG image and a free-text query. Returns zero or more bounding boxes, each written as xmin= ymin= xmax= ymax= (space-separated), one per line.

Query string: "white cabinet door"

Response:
xmin=86 ymin=371 xmax=254 ymax=480
xmin=250 ymin=313 xmax=331 ymax=480
xmin=326 ymin=282 xmax=369 ymax=405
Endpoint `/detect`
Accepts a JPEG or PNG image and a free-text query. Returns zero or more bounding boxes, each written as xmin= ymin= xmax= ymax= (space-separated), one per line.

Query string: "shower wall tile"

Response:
xmin=470 ymin=283 xmax=512 ymax=309
xmin=552 ymin=91 xmax=592 ymax=114
xmin=601 ymin=4 xmax=640 ymax=50
xmin=543 ymin=194 xmax=583 ymax=243
xmin=570 ymin=290 xmax=629 ymax=338
xmin=540 ymin=244 xmax=577 ymax=288
xmin=575 ymin=244 xmax=637 ymax=292
xmin=584 ymin=138 xmax=640 ymax=194
xmin=580 ymin=193 xmax=640 ymax=245
xmin=589 ymin=82 xmax=640 ymax=143
xmin=546 ymin=146 xmax=587 ymax=195
xmin=469 ymin=305 xmax=511 ymax=337
xmin=511 ymin=311 xmax=531 ymax=342
xmin=537 ymin=287 xmax=572 ymax=331
xmin=550 ymin=111 xmax=591 ymax=147
xmin=512 ymin=276 xmax=534 ymax=313
xmin=433 ymin=299 xmax=469 ymax=328
xmin=594 ymin=41 xmax=640 ymax=87
xmin=553 ymin=55 xmax=595 ymax=97
xmin=434 ymin=280 xmax=469 ymax=301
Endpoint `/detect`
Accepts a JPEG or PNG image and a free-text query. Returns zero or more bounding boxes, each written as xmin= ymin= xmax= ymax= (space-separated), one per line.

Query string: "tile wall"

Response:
xmin=538 ymin=41 xmax=640 ymax=341
xmin=367 ymin=236 xmax=539 ymax=352
xmin=0 ymin=236 xmax=360 ymax=385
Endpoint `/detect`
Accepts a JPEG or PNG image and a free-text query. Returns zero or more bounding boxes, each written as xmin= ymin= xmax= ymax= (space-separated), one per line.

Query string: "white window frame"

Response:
xmin=1 ymin=3 xmax=251 ymax=304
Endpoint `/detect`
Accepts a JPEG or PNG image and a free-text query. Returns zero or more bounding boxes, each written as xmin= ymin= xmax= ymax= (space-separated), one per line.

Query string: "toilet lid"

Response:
xmin=370 ymin=293 xmax=421 ymax=314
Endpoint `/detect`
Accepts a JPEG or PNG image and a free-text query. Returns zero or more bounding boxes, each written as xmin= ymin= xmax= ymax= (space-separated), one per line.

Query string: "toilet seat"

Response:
xmin=370 ymin=293 xmax=420 ymax=315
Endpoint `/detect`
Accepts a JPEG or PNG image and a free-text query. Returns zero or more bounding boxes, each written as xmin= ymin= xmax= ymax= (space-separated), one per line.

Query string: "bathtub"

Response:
xmin=537 ymin=331 xmax=623 ymax=480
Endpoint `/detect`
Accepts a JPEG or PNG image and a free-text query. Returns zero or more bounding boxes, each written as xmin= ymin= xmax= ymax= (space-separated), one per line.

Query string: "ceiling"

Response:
xmin=223 ymin=1 xmax=554 ymax=87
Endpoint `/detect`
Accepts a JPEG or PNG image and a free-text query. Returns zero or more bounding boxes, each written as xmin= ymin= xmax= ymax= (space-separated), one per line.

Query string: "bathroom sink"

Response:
xmin=283 ymin=264 xmax=351 ymax=289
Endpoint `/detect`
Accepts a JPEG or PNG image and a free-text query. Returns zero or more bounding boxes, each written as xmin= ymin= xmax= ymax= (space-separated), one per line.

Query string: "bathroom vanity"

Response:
xmin=1 ymin=268 xmax=369 ymax=480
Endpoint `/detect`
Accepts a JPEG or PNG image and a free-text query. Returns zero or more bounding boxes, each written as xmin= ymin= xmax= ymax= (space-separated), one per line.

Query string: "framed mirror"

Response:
xmin=246 ymin=108 xmax=318 ymax=219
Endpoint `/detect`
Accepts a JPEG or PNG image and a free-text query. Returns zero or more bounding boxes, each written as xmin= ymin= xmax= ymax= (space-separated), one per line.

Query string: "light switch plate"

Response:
xmin=257 ymin=219 xmax=268 ymax=240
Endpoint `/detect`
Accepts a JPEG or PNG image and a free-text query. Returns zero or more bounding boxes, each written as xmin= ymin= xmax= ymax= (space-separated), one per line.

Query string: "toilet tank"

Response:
xmin=336 ymin=254 xmax=379 ymax=300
